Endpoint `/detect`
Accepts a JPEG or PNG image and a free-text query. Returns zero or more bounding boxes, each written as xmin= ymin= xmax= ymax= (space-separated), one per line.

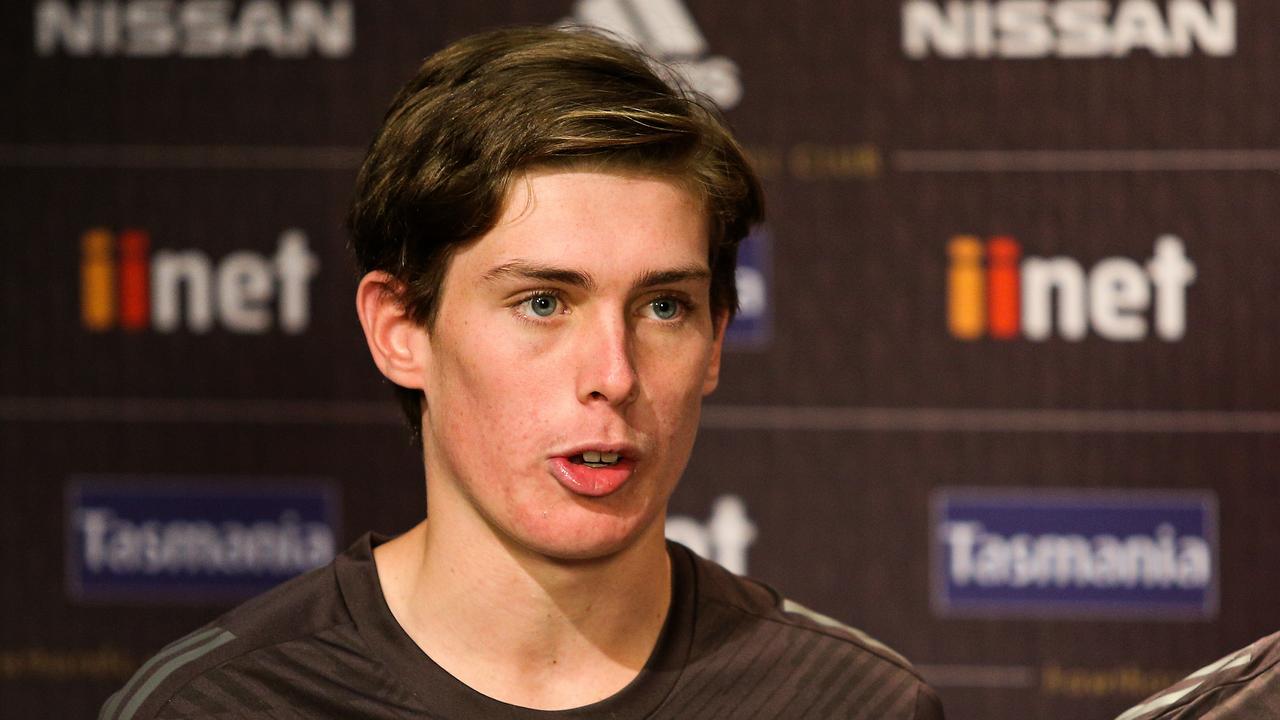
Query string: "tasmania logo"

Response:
xmin=947 ymin=235 xmax=1195 ymax=341
xmin=80 ymin=227 xmax=319 ymax=334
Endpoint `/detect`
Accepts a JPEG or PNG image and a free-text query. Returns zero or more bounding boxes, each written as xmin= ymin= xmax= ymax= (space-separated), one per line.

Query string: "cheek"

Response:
xmin=450 ymin=376 xmax=555 ymax=460
xmin=639 ymin=331 xmax=714 ymax=399
xmin=429 ymin=333 xmax=559 ymax=468
xmin=636 ymin=341 xmax=712 ymax=444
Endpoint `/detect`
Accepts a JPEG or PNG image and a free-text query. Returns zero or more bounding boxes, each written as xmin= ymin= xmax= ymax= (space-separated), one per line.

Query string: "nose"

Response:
xmin=575 ymin=312 xmax=639 ymax=407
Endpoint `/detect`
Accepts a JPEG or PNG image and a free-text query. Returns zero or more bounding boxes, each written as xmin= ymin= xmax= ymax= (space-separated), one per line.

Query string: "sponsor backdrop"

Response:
xmin=2 ymin=1 xmax=1277 ymax=718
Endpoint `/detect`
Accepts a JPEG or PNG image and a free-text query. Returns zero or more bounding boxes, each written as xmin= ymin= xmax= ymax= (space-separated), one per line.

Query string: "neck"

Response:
xmin=374 ymin=491 xmax=672 ymax=710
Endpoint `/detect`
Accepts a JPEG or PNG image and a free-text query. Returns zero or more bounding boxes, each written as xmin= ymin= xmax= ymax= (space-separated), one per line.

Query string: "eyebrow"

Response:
xmin=482 ymin=260 xmax=711 ymax=291
xmin=633 ymin=265 xmax=712 ymax=289
xmin=482 ymin=261 xmax=597 ymax=291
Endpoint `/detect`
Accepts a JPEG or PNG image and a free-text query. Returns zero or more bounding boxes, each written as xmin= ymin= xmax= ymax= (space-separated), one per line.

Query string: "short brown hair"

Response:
xmin=348 ymin=26 xmax=764 ymax=444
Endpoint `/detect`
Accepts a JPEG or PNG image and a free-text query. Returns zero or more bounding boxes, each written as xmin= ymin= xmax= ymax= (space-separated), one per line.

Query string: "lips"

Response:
xmin=548 ymin=446 xmax=639 ymax=497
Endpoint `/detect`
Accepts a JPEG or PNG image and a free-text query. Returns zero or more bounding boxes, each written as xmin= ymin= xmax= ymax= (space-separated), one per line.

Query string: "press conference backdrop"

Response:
xmin=3 ymin=2 xmax=1278 ymax=718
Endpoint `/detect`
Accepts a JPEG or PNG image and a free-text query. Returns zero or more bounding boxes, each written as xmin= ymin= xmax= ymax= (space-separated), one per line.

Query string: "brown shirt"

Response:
xmin=1114 ymin=630 xmax=1280 ymax=720
xmin=100 ymin=534 xmax=944 ymax=719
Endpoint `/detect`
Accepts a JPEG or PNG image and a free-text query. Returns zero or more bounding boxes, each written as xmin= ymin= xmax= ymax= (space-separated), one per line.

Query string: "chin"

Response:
xmin=510 ymin=503 xmax=661 ymax=563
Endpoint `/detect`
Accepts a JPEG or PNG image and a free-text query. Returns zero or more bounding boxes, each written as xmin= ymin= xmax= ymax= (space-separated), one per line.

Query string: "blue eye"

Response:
xmin=650 ymin=298 xmax=681 ymax=320
xmin=526 ymin=295 xmax=558 ymax=317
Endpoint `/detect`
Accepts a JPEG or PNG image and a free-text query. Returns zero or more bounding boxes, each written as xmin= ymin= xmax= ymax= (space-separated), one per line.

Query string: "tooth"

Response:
xmin=583 ymin=450 xmax=601 ymax=463
xmin=601 ymin=452 xmax=619 ymax=463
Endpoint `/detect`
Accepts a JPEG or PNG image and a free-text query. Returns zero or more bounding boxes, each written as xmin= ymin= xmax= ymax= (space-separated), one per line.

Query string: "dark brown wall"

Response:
xmin=3 ymin=2 xmax=1276 ymax=718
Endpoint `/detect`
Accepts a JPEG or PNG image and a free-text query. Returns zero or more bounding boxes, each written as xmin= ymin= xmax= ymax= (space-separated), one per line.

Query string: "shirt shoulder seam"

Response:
xmin=699 ymin=593 xmax=928 ymax=683
xmin=148 ymin=618 xmax=359 ymax=718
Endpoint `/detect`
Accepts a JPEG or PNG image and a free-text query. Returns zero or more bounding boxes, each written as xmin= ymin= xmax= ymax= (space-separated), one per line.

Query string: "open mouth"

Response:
xmin=568 ymin=451 xmax=622 ymax=468
xmin=550 ymin=449 xmax=635 ymax=497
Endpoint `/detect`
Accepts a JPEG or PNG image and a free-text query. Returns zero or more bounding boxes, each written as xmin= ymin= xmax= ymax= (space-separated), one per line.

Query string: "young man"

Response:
xmin=101 ymin=28 xmax=943 ymax=719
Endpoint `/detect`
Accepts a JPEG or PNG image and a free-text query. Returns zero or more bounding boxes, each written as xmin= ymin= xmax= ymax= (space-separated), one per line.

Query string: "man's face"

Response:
xmin=418 ymin=169 xmax=725 ymax=561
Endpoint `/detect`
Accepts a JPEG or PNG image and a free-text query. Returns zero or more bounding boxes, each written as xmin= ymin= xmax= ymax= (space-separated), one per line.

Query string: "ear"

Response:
xmin=356 ymin=272 xmax=431 ymax=391
xmin=702 ymin=310 xmax=729 ymax=395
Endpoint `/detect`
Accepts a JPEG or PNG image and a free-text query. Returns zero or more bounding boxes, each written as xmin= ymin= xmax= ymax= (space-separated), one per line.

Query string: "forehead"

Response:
xmin=452 ymin=169 xmax=710 ymax=273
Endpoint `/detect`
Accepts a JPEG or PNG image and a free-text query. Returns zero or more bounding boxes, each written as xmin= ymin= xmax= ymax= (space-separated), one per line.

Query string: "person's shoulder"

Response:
xmin=684 ymin=545 xmax=923 ymax=672
xmin=98 ymin=541 xmax=365 ymax=720
xmin=679 ymin=544 xmax=944 ymax=719
xmin=1113 ymin=629 xmax=1280 ymax=720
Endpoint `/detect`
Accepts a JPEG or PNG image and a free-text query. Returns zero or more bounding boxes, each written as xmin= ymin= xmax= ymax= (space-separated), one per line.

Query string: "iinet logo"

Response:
xmin=947 ymin=235 xmax=1196 ymax=341
xmin=666 ymin=495 xmax=757 ymax=575
xmin=80 ymin=228 xmax=319 ymax=334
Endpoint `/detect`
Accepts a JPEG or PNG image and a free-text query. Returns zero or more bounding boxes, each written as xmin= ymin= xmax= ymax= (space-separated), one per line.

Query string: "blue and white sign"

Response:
xmin=66 ymin=476 xmax=340 ymax=604
xmin=725 ymin=226 xmax=771 ymax=349
xmin=931 ymin=488 xmax=1218 ymax=619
